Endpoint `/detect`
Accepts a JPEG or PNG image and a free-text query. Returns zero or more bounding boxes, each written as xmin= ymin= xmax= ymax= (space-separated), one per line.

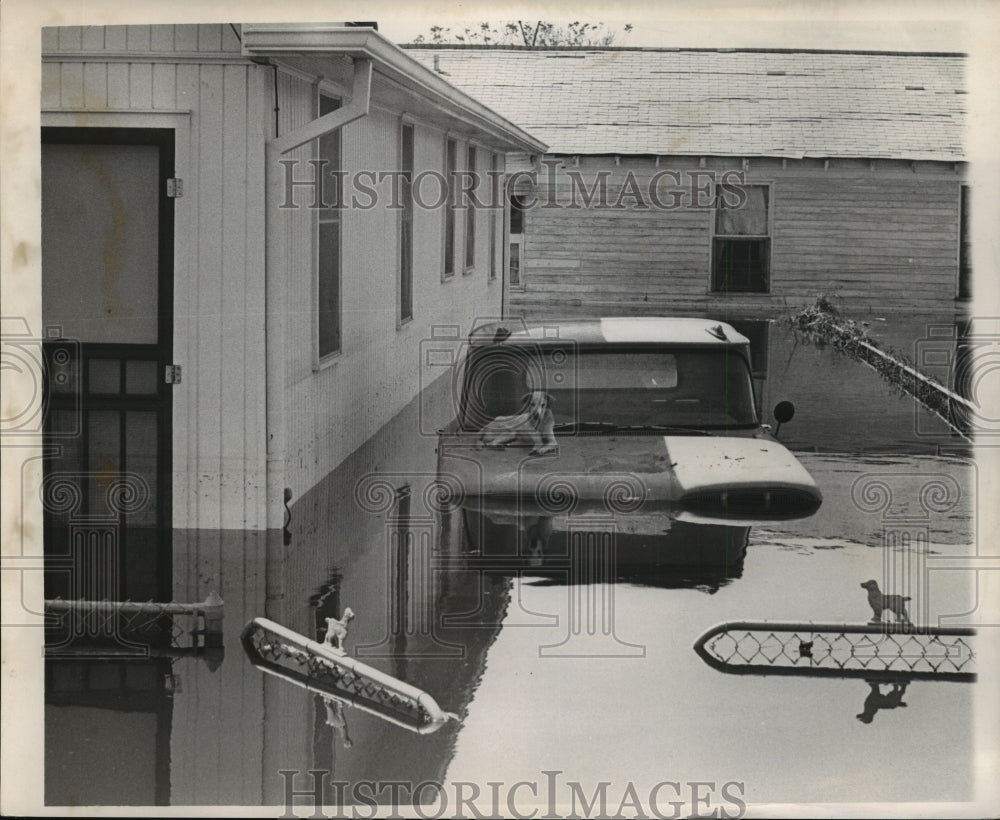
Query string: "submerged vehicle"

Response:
xmin=436 ymin=317 xmax=822 ymax=528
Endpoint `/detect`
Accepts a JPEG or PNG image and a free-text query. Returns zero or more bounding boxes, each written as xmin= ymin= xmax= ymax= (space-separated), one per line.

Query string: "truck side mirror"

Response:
xmin=773 ymin=401 xmax=795 ymax=436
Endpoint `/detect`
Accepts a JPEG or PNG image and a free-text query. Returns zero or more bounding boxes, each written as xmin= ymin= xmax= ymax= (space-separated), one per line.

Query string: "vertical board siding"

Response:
xmin=281 ymin=99 xmax=504 ymax=498
xmin=106 ymin=63 xmax=130 ymax=108
xmin=43 ymin=48 xmax=270 ymax=528
xmin=128 ymin=62 xmax=152 ymax=108
xmin=169 ymin=530 xmax=267 ymax=804
xmin=43 ymin=38 xmax=511 ymax=526
xmin=219 ymin=64 xmax=250 ymax=529
xmin=509 ymin=162 xmax=962 ymax=320
xmin=42 ymin=24 xmax=235 ymax=54
xmin=195 ymin=64 xmax=225 ymax=529
xmin=174 ymin=62 xmax=201 ymax=528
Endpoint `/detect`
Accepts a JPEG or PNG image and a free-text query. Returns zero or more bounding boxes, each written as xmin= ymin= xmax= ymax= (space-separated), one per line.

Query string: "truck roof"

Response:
xmin=469 ymin=317 xmax=751 ymax=347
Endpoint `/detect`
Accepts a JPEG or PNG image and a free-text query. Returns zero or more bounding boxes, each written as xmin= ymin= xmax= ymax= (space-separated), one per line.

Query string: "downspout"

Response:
xmin=264 ymin=57 xmax=373 ymax=530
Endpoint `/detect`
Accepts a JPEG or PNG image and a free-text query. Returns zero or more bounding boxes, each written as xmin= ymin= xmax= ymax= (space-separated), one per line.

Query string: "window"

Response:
xmin=400 ymin=123 xmax=414 ymax=322
xmin=317 ymin=94 xmax=342 ymax=358
xmin=460 ymin=347 xmax=757 ymax=431
xmin=712 ymin=184 xmax=770 ymax=293
xmin=443 ymin=138 xmax=457 ymax=278
xmin=958 ymin=185 xmax=971 ymax=299
xmin=508 ymin=193 xmax=526 ymax=288
xmin=489 ymin=153 xmax=499 ymax=281
xmin=465 ymin=144 xmax=477 ymax=271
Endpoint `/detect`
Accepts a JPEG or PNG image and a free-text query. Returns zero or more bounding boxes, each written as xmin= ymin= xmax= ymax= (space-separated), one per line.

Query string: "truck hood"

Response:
xmin=437 ymin=433 xmax=821 ymax=522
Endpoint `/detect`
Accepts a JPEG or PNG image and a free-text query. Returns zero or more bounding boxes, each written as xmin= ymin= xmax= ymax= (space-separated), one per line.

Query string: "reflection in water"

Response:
xmin=857 ymin=680 xmax=909 ymax=724
xmin=41 ymin=315 xmax=978 ymax=806
xmin=453 ymin=504 xmax=750 ymax=593
xmin=322 ymin=696 xmax=353 ymax=748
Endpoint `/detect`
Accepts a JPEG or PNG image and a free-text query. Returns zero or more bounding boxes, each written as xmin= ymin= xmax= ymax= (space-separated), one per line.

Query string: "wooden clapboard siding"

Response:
xmin=509 ymin=161 xmax=963 ymax=320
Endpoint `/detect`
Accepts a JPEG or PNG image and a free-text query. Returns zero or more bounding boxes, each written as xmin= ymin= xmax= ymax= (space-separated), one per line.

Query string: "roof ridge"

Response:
xmin=402 ymin=44 xmax=967 ymax=58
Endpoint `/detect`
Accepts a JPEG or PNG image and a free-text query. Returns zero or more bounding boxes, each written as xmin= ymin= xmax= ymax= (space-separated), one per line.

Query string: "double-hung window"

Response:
xmin=465 ymin=144 xmax=477 ymax=272
xmin=317 ymin=93 xmax=342 ymax=358
xmin=399 ymin=123 xmax=414 ymax=322
xmin=712 ymin=184 xmax=771 ymax=293
xmin=443 ymin=138 xmax=457 ymax=278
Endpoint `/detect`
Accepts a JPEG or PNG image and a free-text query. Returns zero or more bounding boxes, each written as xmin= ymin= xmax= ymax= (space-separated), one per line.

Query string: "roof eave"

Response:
xmin=240 ymin=24 xmax=548 ymax=155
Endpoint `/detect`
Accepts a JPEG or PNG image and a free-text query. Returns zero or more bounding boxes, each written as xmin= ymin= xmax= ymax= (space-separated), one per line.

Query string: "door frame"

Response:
xmin=42 ymin=110 xmax=190 ymax=528
xmin=41 ymin=118 xmax=180 ymax=598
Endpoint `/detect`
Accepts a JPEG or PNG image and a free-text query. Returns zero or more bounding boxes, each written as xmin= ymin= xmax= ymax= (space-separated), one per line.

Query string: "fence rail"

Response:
xmin=694 ymin=620 xmax=976 ymax=682
xmin=241 ymin=617 xmax=457 ymax=734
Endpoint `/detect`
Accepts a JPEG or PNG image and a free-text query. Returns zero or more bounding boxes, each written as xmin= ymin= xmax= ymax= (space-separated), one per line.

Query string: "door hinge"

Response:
xmin=165 ymin=364 xmax=182 ymax=384
xmin=166 ymin=178 xmax=183 ymax=198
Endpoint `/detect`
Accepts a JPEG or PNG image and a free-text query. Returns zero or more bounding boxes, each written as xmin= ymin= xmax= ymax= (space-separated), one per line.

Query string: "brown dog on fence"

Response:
xmin=860 ymin=580 xmax=911 ymax=624
xmin=479 ymin=390 xmax=558 ymax=456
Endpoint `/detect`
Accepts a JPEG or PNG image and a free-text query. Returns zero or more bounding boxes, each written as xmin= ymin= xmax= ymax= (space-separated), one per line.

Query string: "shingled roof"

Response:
xmin=405 ymin=47 xmax=967 ymax=161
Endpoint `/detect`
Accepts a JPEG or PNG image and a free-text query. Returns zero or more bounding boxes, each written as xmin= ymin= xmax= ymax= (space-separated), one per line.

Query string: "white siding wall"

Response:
xmin=42 ymin=25 xmax=269 ymax=530
xmin=43 ymin=24 xmax=510 ymax=528
xmin=279 ymin=91 xmax=506 ymax=501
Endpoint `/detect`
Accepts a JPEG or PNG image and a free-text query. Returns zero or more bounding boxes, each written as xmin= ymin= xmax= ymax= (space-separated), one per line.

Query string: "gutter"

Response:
xmin=264 ymin=57 xmax=373 ymax=529
xmin=242 ymin=24 xmax=547 ymax=155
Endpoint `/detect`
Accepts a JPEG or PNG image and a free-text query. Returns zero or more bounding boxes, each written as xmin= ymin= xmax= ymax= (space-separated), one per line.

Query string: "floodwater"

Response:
xmin=43 ymin=315 xmax=982 ymax=810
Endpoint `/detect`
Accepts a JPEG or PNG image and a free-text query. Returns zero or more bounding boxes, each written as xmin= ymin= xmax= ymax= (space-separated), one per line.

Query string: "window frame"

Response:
xmin=314 ymin=90 xmax=343 ymax=367
xmin=398 ymin=118 xmax=415 ymax=326
xmin=958 ymin=184 xmax=971 ymax=300
xmin=507 ymin=191 xmax=527 ymax=291
xmin=442 ymin=136 xmax=458 ymax=280
xmin=489 ymin=152 xmax=500 ymax=282
xmin=710 ymin=181 xmax=773 ymax=294
xmin=464 ymin=143 xmax=478 ymax=274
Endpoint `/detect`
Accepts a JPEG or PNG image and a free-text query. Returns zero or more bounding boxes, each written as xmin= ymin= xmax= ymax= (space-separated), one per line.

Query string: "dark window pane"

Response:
xmin=444 ymin=140 xmax=456 ymax=275
xmin=959 ymin=185 xmax=971 ymax=299
xmin=125 ymin=359 xmax=158 ymax=394
xmin=400 ymin=124 xmax=414 ymax=321
xmin=318 ymin=221 xmax=341 ymax=357
xmin=400 ymin=220 xmax=412 ymax=322
xmin=318 ymin=93 xmax=342 ymax=357
xmin=509 ymin=194 xmax=526 ymax=235
xmin=712 ymin=238 xmax=769 ymax=293
xmin=89 ymin=359 xmax=120 ymax=394
xmin=490 ymin=154 xmax=498 ymax=280
xmin=465 ymin=145 xmax=477 ymax=270
xmin=509 ymin=241 xmax=521 ymax=286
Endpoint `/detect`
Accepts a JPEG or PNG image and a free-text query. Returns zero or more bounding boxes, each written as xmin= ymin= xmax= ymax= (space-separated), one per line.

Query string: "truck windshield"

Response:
xmin=460 ymin=345 xmax=758 ymax=432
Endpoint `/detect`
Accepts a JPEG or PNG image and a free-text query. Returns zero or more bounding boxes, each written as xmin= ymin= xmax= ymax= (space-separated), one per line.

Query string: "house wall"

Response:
xmin=510 ymin=155 xmax=965 ymax=321
xmin=278 ymin=87 xmax=506 ymax=506
xmin=41 ymin=25 xmax=269 ymax=529
xmin=42 ymin=24 xmax=509 ymax=529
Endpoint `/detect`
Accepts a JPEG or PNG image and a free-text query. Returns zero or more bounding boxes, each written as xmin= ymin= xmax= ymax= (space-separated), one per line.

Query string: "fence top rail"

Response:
xmin=45 ymin=593 xmax=223 ymax=615
xmin=695 ymin=620 xmax=978 ymax=644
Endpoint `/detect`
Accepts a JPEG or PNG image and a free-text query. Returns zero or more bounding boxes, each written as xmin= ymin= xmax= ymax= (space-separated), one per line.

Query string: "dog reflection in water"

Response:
xmin=322 ymin=696 xmax=353 ymax=748
xmin=524 ymin=516 xmax=553 ymax=567
xmin=856 ymin=680 xmax=909 ymax=724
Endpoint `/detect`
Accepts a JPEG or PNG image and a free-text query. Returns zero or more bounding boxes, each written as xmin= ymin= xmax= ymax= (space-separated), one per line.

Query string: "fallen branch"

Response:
xmin=788 ymin=298 xmax=972 ymax=441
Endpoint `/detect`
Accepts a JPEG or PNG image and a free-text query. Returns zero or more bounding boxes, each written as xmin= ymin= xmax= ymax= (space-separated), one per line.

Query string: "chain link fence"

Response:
xmin=694 ymin=620 xmax=976 ymax=681
xmin=241 ymin=617 xmax=456 ymax=734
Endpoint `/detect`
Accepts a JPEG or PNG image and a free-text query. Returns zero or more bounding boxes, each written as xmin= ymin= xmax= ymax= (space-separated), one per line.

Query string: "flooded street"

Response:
xmin=44 ymin=315 xmax=980 ymax=810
